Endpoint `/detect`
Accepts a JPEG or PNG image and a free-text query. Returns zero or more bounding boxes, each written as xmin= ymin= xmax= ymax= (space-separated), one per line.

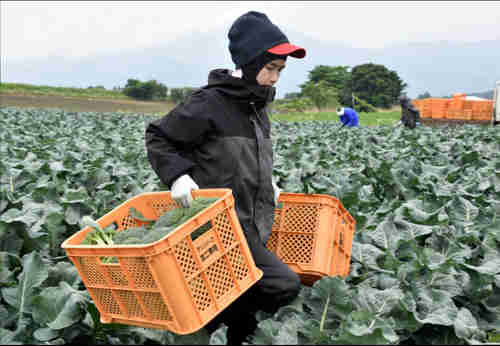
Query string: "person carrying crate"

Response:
xmin=145 ymin=11 xmax=306 ymax=345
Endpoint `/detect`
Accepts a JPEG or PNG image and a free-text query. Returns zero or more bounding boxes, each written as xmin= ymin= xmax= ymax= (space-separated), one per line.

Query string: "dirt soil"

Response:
xmin=0 ymin=93 xmax=174 ymax=114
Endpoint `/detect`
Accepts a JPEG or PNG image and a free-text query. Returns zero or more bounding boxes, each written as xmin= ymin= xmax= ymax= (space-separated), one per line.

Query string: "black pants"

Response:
xmin=205 ymin=234 xmax=301 ymax=344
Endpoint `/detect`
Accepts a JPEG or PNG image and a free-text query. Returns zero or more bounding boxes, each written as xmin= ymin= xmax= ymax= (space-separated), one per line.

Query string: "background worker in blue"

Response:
xmin=337 ymin=106 xmax=360 ymax=127
xmin=145 ymin=11 xmax=306 ymax=345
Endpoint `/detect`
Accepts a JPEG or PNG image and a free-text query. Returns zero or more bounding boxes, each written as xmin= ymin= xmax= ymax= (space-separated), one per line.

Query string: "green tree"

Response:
xmin=123 ymin=79 xmax=168 ymax=100
xmin=300 ymin=80 xmax=339 ymax=111
xmin=350 ymin=63 xmax=407 ymax=108
xmin=169 ymin=87 xmax=197 ymax=104
xmin=306 ymin=65 xmax=352 ymax=105
xmin=274 ymin=97 xmax=314 ymax=113
xmin=417 ymin=91 xmax=432 ymax=99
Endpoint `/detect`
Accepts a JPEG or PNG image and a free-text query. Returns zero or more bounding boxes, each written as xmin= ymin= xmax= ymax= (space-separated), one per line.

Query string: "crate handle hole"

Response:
xmin=100 ymin=256 xmax=119 ymax=264
xmin=191 ymin=221 xmax=213 ymax=242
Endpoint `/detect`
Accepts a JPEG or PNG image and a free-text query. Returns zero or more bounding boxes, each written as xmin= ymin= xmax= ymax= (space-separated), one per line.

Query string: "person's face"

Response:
xmin=256 ymin=59 xmax=286 ymax=87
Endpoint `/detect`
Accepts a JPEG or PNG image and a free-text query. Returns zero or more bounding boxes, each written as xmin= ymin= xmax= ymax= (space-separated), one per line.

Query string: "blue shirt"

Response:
xmin=339 ymin=107 xmax=359 ymax=127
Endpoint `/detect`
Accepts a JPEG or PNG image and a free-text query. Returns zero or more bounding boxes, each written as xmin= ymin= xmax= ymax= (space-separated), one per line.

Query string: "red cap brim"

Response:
xmin=267 ymin=42 xmax=306 ymax=58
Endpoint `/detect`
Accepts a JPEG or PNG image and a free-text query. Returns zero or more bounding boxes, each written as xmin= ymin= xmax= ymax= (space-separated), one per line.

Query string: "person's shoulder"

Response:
xmin=174 ymin=88 xmax=215 ymax=109
xmin=170 ymin=87 xmax=226 ymax=120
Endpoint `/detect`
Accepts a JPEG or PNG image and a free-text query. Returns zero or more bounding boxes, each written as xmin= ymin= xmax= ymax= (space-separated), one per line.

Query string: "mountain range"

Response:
xmin=3 ymin=29 xmax=499 ymax=99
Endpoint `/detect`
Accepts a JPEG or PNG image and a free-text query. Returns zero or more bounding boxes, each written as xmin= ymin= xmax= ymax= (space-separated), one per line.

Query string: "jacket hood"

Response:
xmin=205 ymin=68 xmax=276 ymax=108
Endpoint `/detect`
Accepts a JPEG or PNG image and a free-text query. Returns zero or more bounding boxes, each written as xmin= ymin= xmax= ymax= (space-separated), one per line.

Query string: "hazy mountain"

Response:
xmin=467 ymin=90 xmax=494 ymax=100
xmin=3 ymin=29 xmax=499 ymax=99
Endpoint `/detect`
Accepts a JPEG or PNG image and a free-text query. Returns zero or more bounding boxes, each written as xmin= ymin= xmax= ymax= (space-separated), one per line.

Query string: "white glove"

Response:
xmin=171 ymin=174 xmax=199 ymax=208
xmin=272 ymin=178 xmax=280 ymax=206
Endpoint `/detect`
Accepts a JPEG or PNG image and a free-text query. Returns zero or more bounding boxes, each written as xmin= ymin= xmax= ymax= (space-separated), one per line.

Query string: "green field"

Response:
xmin=0 ymin=82 xmax=129 ymax=99
xmin=1 ymin=82 xmax=401 ymax=125
xmin=1 ymin=105 xmax=499 ymax=345
xmin=272 ymin=110 xmax=401 ymax=126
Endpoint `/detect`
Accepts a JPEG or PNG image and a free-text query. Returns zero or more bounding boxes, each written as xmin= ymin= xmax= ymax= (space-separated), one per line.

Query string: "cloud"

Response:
xmin=2 ymin=0 xmax=499 ymax=64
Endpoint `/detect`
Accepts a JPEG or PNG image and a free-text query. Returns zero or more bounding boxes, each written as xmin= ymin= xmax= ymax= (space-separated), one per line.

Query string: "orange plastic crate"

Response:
xmin=474 ymin=111 xmax=492 ymax=120
xmin=61 ymin=189 xmax=262 ymax=335
xmin=266 ymin=193 xmax=355 ymax=286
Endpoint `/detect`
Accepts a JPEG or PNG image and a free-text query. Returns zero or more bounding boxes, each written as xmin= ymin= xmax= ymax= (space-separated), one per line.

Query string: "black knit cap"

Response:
xmin=228 ymin=11 xmax=305 ymax=69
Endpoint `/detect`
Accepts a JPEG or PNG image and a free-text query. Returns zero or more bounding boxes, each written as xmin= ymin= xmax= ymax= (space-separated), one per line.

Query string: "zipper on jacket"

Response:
xmin=250 ymin=101 xmax=266 ymax=126
xmin=249 ymin=101 xmax=261 ymax=228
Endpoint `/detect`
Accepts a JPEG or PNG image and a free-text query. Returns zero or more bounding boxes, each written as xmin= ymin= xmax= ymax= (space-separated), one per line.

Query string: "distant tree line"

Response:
xmin=120 ymin=62 xmax=407 ymax=109
xmin=277 ymin=63 xmax=407 ymax=113
xmin=119 ymin=79 xmax=197 ymax=103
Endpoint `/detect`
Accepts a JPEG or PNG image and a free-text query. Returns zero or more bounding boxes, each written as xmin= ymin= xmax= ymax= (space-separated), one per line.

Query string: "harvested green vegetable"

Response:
xmin=112 ymin=225 xmax=149 ymax=245
xmin=80 ymin=216 xmax=116 ymax=246
xmin=81 ymin=197 xmax=219 ymax=246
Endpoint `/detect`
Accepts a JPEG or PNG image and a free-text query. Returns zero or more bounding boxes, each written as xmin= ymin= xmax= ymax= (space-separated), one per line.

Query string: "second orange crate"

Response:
xmin=266 ymin=193 xmax=356 ymax=286
xmin=61 ymin=189 xmax=262 ymax=335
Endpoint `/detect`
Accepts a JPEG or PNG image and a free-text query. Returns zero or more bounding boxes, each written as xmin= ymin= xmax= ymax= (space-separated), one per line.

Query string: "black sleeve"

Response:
xmin=145 ymin=90 xmax=214 ymax=187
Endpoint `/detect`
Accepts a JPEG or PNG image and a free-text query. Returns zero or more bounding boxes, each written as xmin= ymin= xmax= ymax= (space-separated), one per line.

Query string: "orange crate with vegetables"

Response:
xmin=61 ymin=189 xmax=262 ymax=335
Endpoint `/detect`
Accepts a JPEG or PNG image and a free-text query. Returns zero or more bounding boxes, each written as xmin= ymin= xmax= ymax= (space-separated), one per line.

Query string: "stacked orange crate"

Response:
xmin=463 ymin=100 xmax=474 ymax=121
xmin=442 ymin=99 xmax=450 ymax=119
xmin=484 ymin=101 xmax=493 ymax=120
xmin=430 ymin=98 xmax=448 ymax=119
xmin=448 ymin=94 xmax=466 ymax=120
xmin=420 ymin=99 xmax=433 ymax=118
xmin=428 ymin=98 xmax=439 ymax=119
xmin=474 ymin=100 xmax=493 ymax=120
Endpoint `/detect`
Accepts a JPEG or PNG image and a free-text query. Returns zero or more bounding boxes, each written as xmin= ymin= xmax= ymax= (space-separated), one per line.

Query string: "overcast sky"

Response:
xmin=2 ymin=0 xmax=500 ymax=64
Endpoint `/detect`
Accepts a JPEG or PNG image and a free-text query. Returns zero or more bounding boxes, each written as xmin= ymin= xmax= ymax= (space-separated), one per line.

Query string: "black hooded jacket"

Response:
xmin=400 ymin=98 xmax=421 ymax=129
xmin=145 ymin=69 xmax=276 ymax=244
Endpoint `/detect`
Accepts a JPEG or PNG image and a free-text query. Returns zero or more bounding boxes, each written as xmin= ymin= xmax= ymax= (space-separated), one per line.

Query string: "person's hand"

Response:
xmin=171 ymin=174 xmax=199 ymax=208
xmin=272 ymin=178 xmax=280 ymax=206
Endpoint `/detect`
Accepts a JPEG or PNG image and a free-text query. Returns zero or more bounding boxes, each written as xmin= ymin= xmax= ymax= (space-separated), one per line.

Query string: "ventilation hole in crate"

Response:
xmin=266 ymin=232 xmax=279 ymax=253
xmin=206 ymin=256 xmax=233 ymax=300
xmin=77 ymin=257 xmax=106 ymax=285
xmin=121 ymin=257 xmax=157 ymax=289
xmin=282 ymin=204 xmax=319 ymax=233
xmin=151 ymin=200 xmax=177 ymax=217
xmin=339 ymin=230 xmax=344 ymax=247
xmin=139 ymin=291 xmax=172 ymax=321
xmin=214 ymin=211 xmax=236 ymax=250
xmin=280 ymin=233 xmax=314 ymax=264
xmin=120 ymin=215 xmax=139 ymax=230
xmin=106 ymin=264 xmax=129 ymax=286
xmin=174 ymin=239 xmax=199 ymax=278
xmin=115 ymin=290 xmax=145 ymax=318
xmin=188 ymin=274 xmax=212 ymax=312
xmin=91 ymin=288 xmax=122 ymax=315
xmin=227 ymin=245 xmax=249 ymax=281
